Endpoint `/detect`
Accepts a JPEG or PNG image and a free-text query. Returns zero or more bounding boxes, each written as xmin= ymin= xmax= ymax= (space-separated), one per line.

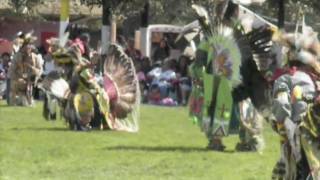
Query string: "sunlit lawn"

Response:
xmin=0 ymin=101 xmax=279 ymax=179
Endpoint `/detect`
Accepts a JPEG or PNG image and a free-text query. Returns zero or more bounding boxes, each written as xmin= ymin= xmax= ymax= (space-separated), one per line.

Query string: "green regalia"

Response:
xmin=187 ymin=2 xmax=274 ymax=150
xmin=196 ymin=32 xmax=241 ymax=139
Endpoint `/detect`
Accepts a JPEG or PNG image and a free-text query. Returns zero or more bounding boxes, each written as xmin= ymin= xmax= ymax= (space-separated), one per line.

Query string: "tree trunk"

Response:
xmin=140 ymin=0 xmax=150 ymax=57
xmin=101 ymin=0 xmax=111 ymax=55
xmin=141 ymin=0 xmax=149 ymax=28
xmin=278 ymin=0 xmax=285 ymax=29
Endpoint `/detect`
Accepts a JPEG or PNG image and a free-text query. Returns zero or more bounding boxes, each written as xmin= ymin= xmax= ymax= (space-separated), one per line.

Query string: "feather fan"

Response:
xmin=104 ymin=44 xmax=140 ymax=123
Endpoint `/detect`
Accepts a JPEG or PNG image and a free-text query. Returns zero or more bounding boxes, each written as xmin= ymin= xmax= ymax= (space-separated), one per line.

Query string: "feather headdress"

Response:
xmin=275 ymin=13 xmax=320 ymax=73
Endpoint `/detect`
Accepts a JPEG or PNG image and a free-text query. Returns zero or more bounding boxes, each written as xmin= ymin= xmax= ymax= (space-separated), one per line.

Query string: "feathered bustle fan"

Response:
xmin=238 ymin=26 xmax=274 ymax=71
xmin=40 ymin=71 xmax=71 ymax=99
xmin=233 ymin=26 xmax=274 ymax=116
xmin=104 ymin=44 xmax=140 ymax=119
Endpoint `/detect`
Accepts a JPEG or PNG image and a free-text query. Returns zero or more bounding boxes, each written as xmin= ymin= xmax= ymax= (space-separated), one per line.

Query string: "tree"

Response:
xmin=254 ymin=0 xmax=320 ymax=30
xmin=149 ymin=0 xmax=194 ymax=25
xmin=80 ymin=0 xmax=196 ymax=25
xmin=8 ymin=0 xmax=44 ymax=15
xmin=78 ymin=0 xmax=320 ymax=32
xmin=80 ymin=0 xmax=145 ymax=20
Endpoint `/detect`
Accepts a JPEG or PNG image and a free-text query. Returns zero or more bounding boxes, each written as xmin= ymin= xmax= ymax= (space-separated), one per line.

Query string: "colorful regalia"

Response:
xmin=186 ymin=0 xmax=320 ymax=178
xmin=41 ymin=38 xmax=140 ymax=132
xmin=9 ymin=32 xmax=42 ymax=106
xmin=187 ymin=1 xmax=275 ymax=150
xmin=270 ymin=18 xmax=320 ymax=179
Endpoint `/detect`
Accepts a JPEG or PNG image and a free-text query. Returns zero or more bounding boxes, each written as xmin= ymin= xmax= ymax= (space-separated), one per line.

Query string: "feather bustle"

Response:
xmin=103 ymin=44 xmax=139 ymax=118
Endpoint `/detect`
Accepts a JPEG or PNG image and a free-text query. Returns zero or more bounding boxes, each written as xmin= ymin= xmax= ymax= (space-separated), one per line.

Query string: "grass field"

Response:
xmin=0 ymin=101 xmax=280 ymax=180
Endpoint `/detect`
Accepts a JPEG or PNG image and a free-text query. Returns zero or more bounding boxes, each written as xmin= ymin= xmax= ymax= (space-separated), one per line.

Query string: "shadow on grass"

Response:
xmin=105 ymin=145 xmax=235 ymax=153
xmin=9 ymin=127 xmax=68 ymax=132
xmin=0 ymin=103 xmax=12 ymax=108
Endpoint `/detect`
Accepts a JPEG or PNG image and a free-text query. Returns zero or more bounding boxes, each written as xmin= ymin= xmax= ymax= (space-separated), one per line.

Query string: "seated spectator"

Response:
xmin=147 ymin=62 xmax=162 ymax=80
xmin=148 ymin=84 xmax=177 ymax=106
xmin=176 ymin=55 xmax=192 ymax=105
xmin=152 ymin=38 xmax=170 ymax=64
xmin=125 ymin=39 xmax=142 ymax=64
xmin=148 ymin=84 xmax=161 ymax=104
xmin=1 ymin=53 xmax=11 ymax=73
xmin=0 ymin=58 xmax=6 ymax=99
xmin=1 ymin=53 xmax=12 ymax=104
xmin=141 ymin=56 xmax=152 ymax=75
xmin=134 ymin=60 xmax=148 ymax=103
xmin=147 ymin=59 xmax=178 ymax=105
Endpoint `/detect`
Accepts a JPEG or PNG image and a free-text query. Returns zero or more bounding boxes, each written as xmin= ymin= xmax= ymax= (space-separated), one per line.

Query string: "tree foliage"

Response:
xmin=79 ymin=0 xmax=320 ymax=26
xmin=79 ymin=0 xmax=196 ymax=25
xmin=80 ymin=0 xmax=145 ymax=18
xmin=252 ymin=0 xmax=320 ymax=30
xmin=8 ymin=0 xmax=44 ymax=14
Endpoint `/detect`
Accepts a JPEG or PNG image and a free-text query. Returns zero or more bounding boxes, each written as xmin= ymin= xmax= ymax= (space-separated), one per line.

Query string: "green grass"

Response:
xmin=0 ymin=101 xmax=280 ymax=180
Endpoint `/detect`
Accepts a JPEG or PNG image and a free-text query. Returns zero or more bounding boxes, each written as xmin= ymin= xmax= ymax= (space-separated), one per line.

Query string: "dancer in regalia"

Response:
xmin=270 ymin=16 xmax=320 ymax=179
xmin=9 ymin=32 xmax=42 ymax=106
xmin=188 ymin=0 xmax=274 ymax=150
xmin=187 ymin=0 xmax=320 ymax=178
xmin=41 ymin=37 xmax=140 ymax=132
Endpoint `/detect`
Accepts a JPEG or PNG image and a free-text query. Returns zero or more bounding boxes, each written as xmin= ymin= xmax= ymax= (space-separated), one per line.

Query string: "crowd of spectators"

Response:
xmin=125 ymin=38 xmax=193 ymax=106
xmin=0 ymin=32 xmax=193 ymax=106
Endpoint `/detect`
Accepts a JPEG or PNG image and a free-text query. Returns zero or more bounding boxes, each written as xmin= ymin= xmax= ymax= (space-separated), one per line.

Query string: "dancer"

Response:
xmin=41 ymin=38 xmax=140 ymax=132
xmin=271 ymin=17 xmax=320 ymax=179
xmin=188 ymin=1 xmax=274 ymax=150
xmin=9 ymin=32 xmax=42 ymax=106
